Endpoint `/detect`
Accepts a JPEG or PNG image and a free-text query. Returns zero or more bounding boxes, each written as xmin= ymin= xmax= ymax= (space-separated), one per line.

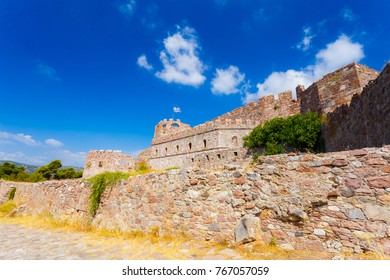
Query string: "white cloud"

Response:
xmin=155 ymin=26 xmax=206 ymax=87
xmin=37 ymin=62 xmax=60 ymax=81
xmin=296 ymin=27 xmax=315 ymax=51
xmin=118 ymin=0 xmax=136 ymax=16
xmin=0 ymin=151 xmax=45 ymax=165
xmin=313 ymin=34 xmax=364 ymax=77
xmin=243 ymin=34 xmax=365 ymax=103
xmin=137 ymin=55 xmax=153 ymax=70
xmin=211 ymin=66 xmax=245 ymax=95
xmin=341 ymin=8 xmax=357 ymax=22
xmin=0 ymin=131 xmax=39 ymax=146
xmin=45 ymin=138 xmax=64 ymax=148
xmin=173 ymin=106 xmax=181 ymax=113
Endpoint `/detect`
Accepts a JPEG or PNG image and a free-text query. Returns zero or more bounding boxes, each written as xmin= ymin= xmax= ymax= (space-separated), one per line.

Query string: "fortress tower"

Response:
xmin=153 ymin=119 xmax=191 ymax=138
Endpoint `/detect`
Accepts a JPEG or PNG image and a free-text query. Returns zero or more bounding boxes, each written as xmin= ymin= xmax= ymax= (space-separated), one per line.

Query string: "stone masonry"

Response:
xmin=2 ymin=145 xmax=390 ymax=255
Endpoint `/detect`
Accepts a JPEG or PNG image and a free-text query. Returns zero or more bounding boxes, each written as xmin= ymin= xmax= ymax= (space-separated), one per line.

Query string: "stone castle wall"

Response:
xmin=323 ymin=63 xmax=390 ymax=152
xmin=2 ymin=146 xmax=390 ymax=255
xmin=298 ymin=63 xmax=379 ymax=115
xmin=83 ymin=150 xmax=135 ymax=178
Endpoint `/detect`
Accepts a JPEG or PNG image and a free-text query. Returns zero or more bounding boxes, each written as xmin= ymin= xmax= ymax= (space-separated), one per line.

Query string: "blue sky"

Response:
xmin=0 ymin=0 xmax=389 ymax=167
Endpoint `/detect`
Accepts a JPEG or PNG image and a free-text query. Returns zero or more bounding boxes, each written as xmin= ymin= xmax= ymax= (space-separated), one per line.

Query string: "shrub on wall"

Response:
xmin=8 ymin=187 xmax=16 ymax=201
xmin=88 ymin=172 xmax=130 ymax=216
xmin=243 ymin=112 xmax=322 ymax=155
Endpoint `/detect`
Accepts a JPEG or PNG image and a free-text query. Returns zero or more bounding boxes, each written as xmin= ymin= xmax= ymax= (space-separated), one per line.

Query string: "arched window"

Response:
xmin=232 ymin=136 xmax=238 ymax=146
xmin=189 ymin=142 xmax=192 ymax=151
xmin=203 ymin=139 xmax=207 ymax=148
xmin=172 ymin=123 xmax=180 ymax=128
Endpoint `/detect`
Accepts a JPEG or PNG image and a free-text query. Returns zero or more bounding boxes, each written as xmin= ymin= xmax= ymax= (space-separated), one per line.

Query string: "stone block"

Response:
xmin=234 ymin=214 xmax=260 ymax=243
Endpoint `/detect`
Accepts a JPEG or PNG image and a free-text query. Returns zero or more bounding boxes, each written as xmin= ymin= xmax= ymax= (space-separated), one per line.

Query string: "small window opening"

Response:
xmin=98 ymin=161 xmax=103 ymax=167
xmin=176 ymin=145 xmax=179 ymax=153
xmin=189 ymin=143 xmax=192 ymax=151
xmin=234 ymin=152 xmax=238 ymax=157
xmin=203 ymin=139 xmax=207 ymax=148
xmin=217 ymin=154 xmax=221 ymax=159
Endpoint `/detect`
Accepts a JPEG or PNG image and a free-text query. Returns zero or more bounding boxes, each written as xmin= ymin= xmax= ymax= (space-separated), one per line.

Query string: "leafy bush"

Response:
xmin=243 ymin=112 xmax=322 ymax=155
xmin=88 ymin=172 xmax=130 ymax=216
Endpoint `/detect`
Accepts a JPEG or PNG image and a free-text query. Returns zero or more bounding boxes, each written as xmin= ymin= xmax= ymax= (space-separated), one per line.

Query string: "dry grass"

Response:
xmin=0 ymin=201 xmax=16 ymax=218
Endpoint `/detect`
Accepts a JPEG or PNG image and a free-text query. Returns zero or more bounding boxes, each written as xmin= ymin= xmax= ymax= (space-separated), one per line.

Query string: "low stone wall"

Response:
xmin=1 ymin=146 xmax=390 ymax=255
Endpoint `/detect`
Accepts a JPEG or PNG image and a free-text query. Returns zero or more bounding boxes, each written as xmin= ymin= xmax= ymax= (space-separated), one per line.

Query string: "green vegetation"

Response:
xmin=269 ymin=236 xmax=277 ymax=246
xmin=136 ymin=160 xmax=150 ymax=172
xmin=165 ymin=166 xmax=180 ymax=171
xmin=0 ymin=160 xmax=82 ymax=182
xmin=88 ymin=172 xmax=131 ymax=216
xmin=0 ymin=201 xmax=16 ymax=218
xmin=243 ymin=112 xmax=322 ymax=156
xmin=8 ymin=187 xmax=16 ymax=201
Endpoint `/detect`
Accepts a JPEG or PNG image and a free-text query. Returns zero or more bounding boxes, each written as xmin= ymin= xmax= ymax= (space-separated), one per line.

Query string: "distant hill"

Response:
xmin=0 ymin=160 xmax=83 ymax=174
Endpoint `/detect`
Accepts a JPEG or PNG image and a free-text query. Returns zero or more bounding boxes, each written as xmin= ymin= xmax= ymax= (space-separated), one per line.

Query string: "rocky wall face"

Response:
xmin=2 ymin=146 xmax=390 ymax=255
xmin=0 ymin=179 xmax=89 ymax=218
xmin=323 ymin=63 xmax=390 ymax=152
xmin=83 ymin=151 xmax=135 ymax=178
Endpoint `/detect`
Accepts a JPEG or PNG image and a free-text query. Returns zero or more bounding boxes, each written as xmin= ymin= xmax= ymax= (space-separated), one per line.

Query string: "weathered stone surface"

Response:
xmin=344 ymin=178 xmax=362 ymax=189
xmin=364 ymin=204 xmax=390 ymax=223
xmin=234 ymin=215 xmax=260 ymax=243
xmin=367 ymin=176 xmax=390 ymax=188
xmin=234 ymin=176 xmax=246 ymax=185
xmin=290 ymin=208 xmax=308 ymax=221
xmin=313 ymin=229 xmax=326 ymax=236
xmin=348 ymin=209 xmax=366 ymax=220
xmin=332 ymin=159 xmax=349 ymax=167
xmin=340 ymin=187 xmax=355 ymax=197
xmin=187 ymin=190 xmax=199 ymax=199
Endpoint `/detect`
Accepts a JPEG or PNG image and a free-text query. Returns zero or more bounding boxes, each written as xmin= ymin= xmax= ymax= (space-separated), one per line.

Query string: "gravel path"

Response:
xmin=0 ymin=222 xmax=244 ymax=260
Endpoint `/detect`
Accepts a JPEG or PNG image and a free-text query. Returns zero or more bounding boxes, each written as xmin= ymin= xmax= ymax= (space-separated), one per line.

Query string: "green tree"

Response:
xmin=0 ymin=162 xmax=29 ymax=181
xmin=33 ymin=160 xmax=62 ymax=180
xmin=243 ymin=112 xmax=322 ymax=155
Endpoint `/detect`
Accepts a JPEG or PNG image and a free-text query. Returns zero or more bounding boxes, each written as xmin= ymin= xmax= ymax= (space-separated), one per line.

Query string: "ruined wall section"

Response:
xmin=323 ymin=62 xmax=390 ymax=152
xmin=298 ymin=63 xmax=379 ymax=115
xmin=83 ymin=150 xmax=135 ymax=178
